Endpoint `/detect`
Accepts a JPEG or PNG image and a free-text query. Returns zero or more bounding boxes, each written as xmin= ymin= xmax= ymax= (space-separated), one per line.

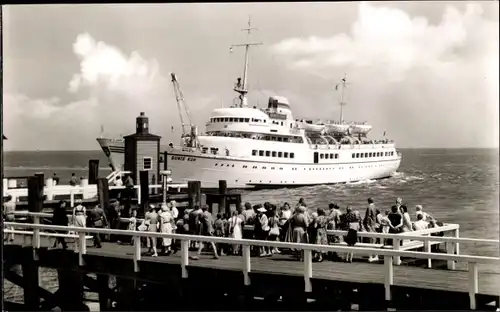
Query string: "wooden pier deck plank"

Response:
xmin=7 ymin=237 xmax=499 ymax=297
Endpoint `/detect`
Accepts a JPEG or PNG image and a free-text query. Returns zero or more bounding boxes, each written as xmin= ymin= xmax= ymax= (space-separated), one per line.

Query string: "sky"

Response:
xmin=3 ymin=2 xmax=499 ymax=151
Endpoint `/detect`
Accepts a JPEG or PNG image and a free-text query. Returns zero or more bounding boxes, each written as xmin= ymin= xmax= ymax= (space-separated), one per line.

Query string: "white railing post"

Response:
xmin=304 ymin=249 xmax=313 ymax=293
xmin=70 ymin=191 xmax=75 ymax=208
xmin=242 ymin=245 xmax=251 ymax=286
xmin=393 ymin=238 xmax=401 ymax=265
xmin=137 ymin=186 xmax=141 ymax=204
xmin=32 ymin=216 xmax=41 ymax=249
xmin=424 ymin=239 xmax=432 ymax=268
xmin=181 ymin=240 xmax=189 ymax=278
xmin=468 ymin=262 xmax=478 ymax=310
xmin=2 ymin=178 xmax=8 ymax=197
xmin=384 ymin=255 xmax=393 ymax=301
xmin=45 ymin=178 xmax=54 ymax=200
xmin=78 ymin=231 xmax=86 ymax=266
xmin=134 ymin=236 xmax=141 ymax=272
xmin=455 ymin=228 xmax=460 ymax=256
xmin=447 ymin=232 xmax=456 ymax=270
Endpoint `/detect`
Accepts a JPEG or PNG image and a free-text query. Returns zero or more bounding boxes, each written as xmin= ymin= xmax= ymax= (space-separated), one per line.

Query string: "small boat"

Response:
xmin=349 ymin=124 xmax=373 ymax=135
xmin=325 ymin=123 xmax=350 ymax=134
xmin=297 ymin=120 xmax=326 ymax=134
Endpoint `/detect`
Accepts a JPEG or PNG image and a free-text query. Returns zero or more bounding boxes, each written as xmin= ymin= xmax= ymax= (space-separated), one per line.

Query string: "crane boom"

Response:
xmin=170 ymin=73 xmax=193 ymax=137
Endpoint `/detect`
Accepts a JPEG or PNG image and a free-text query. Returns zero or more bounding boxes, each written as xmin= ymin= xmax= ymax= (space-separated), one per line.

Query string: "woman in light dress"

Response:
xmin=401 ymin=205 xmax=413 ymax=233
xmin=72 ymin=199 xmax=87 ymax=228
xmin=72 ymin=199 xmax=87 ymax=250
xmin=229 ymin=210 xmax=243 ymax=255
xmin=145 ymin=205 xmax=159 ymax=257
xmin=159 ymin=203 xmax=175 ymax=255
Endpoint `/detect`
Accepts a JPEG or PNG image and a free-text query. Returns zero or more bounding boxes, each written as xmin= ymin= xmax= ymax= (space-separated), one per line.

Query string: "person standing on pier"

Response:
xmin=289 ymin=205 xmax=309 ymax=261
xmin=159 ymin=203 xmax=175 ymax=255
xmin=145 ymin=204 xmax=159 ymax=257
xmin=192 ymin=205 xmax=219 ymax=260
xmin=69 ymin=173 xmax=78 ymax=186
xmin=51 ymin=200 xmax=69 ymax=249
xmin=169 ymin=200 xmax=179 ymax=220
xmin=52 ymin=173 xmax=60 ymax=185
xmin=229 ymin=210 xmax=243 ymax=255
xmin=401 ymin=205 xmax=413 ymax=233
xmin=89 ymin=204 xmax=107 ymax=248
xmin=3 ymin=195 xmax=16 ymax=242
xmin=364 ymin=198 xmax=379 ymax=262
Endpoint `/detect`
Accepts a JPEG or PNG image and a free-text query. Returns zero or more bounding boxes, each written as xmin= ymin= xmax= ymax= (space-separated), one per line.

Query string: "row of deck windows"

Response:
xmin=351 ymin=151 xmax=395 ymax=158
xmin=252 ymin=150 xmax=295 ymax=159
xmin=319 ymin=153 xmax=339 ymax=159
xmin=210 ymin=117 xmax=267 ymax=123
xmin=206 ymin=131 xmax=304 ymax=144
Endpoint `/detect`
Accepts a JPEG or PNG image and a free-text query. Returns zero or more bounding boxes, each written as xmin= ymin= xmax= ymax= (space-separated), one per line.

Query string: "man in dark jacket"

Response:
xmin=88 ymin=205 xmax=108 ymax=248
xmin=52 ymin=200 xmax=69 ymax=249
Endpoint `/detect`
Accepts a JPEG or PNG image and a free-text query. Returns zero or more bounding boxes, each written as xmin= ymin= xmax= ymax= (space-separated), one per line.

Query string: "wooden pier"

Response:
xmin=3 ymin=215 xmax=500 ymax=311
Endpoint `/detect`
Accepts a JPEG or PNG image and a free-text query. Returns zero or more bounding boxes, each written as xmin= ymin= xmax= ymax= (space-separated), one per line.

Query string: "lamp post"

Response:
xmin=160 ymin=170 xmax=172 ymax=204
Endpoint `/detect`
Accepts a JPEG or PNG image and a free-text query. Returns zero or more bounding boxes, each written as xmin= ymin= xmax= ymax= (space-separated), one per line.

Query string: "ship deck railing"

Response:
xmin=4 ymin=216 xmax=499 ymax=310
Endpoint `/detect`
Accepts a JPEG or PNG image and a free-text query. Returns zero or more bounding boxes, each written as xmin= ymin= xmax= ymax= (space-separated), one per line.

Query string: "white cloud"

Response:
xmin=270 ymin=2 xmax=499 ymax=148
xmin=4 ymin=33 xmax=213 ymax=150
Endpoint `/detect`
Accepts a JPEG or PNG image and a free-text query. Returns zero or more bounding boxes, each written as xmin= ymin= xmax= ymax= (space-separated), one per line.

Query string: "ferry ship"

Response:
xmin=97 ymin=19 xmax=402 ymax=189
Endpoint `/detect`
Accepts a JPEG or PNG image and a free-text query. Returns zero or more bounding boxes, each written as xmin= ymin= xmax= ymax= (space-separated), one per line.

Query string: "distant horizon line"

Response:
xmin=4 ymin=147 xmax=499 ymax=152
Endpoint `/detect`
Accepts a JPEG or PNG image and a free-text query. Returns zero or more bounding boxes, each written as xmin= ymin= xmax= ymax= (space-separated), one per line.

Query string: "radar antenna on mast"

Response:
xmin=335 ymin=73 xmax=350 ymax=123
xmin=170 ymin=73 xmax=194 ymax=138
xmin=230 ymin=16 xmax=263 ymax=108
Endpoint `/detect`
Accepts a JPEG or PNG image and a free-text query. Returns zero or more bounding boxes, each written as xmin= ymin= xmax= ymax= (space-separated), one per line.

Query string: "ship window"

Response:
xmin=328 ymin=153 xmax=333 ymax=159
xmin=245 ymin=118 xmax=250 ymax=122
xmin=278 ymin=152 xmax=283 ymax=157
xmin=265 ymin=151 xmax=270 ymax=157
xmin=290 ymin=153 xmax=295 ymax=159
xmin=252 ymin=150 xmax=257 ymax=156
xmin=143 ymin=157 xmax=152 ymax=170
xmin=230 ymin=118 xmax=234 ymax=122
xmin=364 ymin=153 xmax=368 ymax=157
xmin=239 ymin=118 xmax=244 ymax=122
xmin=368 ymin=152 xmax=371 ymax=157
xmin=335 ymin=154 xmax=339 ymax=159
xmin=352 ymin=153 xmax=355 ymax=158
xmin=325 ymin=154 xmax=329 ymax=159
xmin=356 ymin=153 xmax=360 ymax=158
xmin=283 ymin=137 xmax=289 ymax=142
xmin=259 ymin=150 xmax=264 ymax=156
xmin=271 ymin=167 xmax=275 ymax=170
xmin=262 ymin=166 xmax=267 ymax=169
xmin=272 ymin=151 xmax=277 ymax=157
xmin=224 ymin=118 xmax=229 ymax=122
xmin=360 ymin=153 xmax=364 ymax=158
xmin=320 ymin=154 xmax=324 ymax=159
xmin=253 ymin=166 xmax=257 ymax=169
xmin=284 ymin=152 xmax=289 ymax=158
xmin=277 ymin=137 xmax=283 ymax=142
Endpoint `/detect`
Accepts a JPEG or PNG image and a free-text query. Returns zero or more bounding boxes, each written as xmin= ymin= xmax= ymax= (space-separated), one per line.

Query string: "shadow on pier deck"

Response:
xmin=3 ymin=235 xmax=499 ymax=311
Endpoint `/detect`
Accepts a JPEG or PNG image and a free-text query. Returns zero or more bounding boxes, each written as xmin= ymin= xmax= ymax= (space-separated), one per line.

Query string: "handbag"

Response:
xmin=269 ymin=226 xmax=280 ymax=236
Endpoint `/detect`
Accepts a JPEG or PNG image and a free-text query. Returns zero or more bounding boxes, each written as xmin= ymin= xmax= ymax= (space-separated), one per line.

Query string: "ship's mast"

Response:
xmin=230 ymin=17 xmax=263 ymax=108
xmin=335 ymin=73 xmax=349 ymax=123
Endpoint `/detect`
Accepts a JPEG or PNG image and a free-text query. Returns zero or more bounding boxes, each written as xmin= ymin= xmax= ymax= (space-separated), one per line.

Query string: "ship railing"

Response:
xmin=4 ymin=219 xmax=499 ymax=310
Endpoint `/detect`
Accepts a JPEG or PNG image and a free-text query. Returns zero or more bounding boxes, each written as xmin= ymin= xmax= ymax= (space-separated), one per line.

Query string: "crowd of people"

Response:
xmin=6 ymin=194 xmax=441 ymax=264
xmin=128 ymin=196 xmax=442 ymax=263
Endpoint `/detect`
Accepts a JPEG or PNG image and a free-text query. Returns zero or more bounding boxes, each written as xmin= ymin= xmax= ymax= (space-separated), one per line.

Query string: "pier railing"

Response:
xmin=11 ymin=211 xmax=497 ymax=271
xmin=4 ymin=219 xmax=499 ymax=310
xmin=3 ymin=181 xmax=188 ymax=205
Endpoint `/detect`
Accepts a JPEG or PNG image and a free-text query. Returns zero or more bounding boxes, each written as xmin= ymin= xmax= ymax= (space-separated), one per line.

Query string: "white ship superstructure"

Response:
xmin=97 ymin=18 xmax=402 ymax=189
